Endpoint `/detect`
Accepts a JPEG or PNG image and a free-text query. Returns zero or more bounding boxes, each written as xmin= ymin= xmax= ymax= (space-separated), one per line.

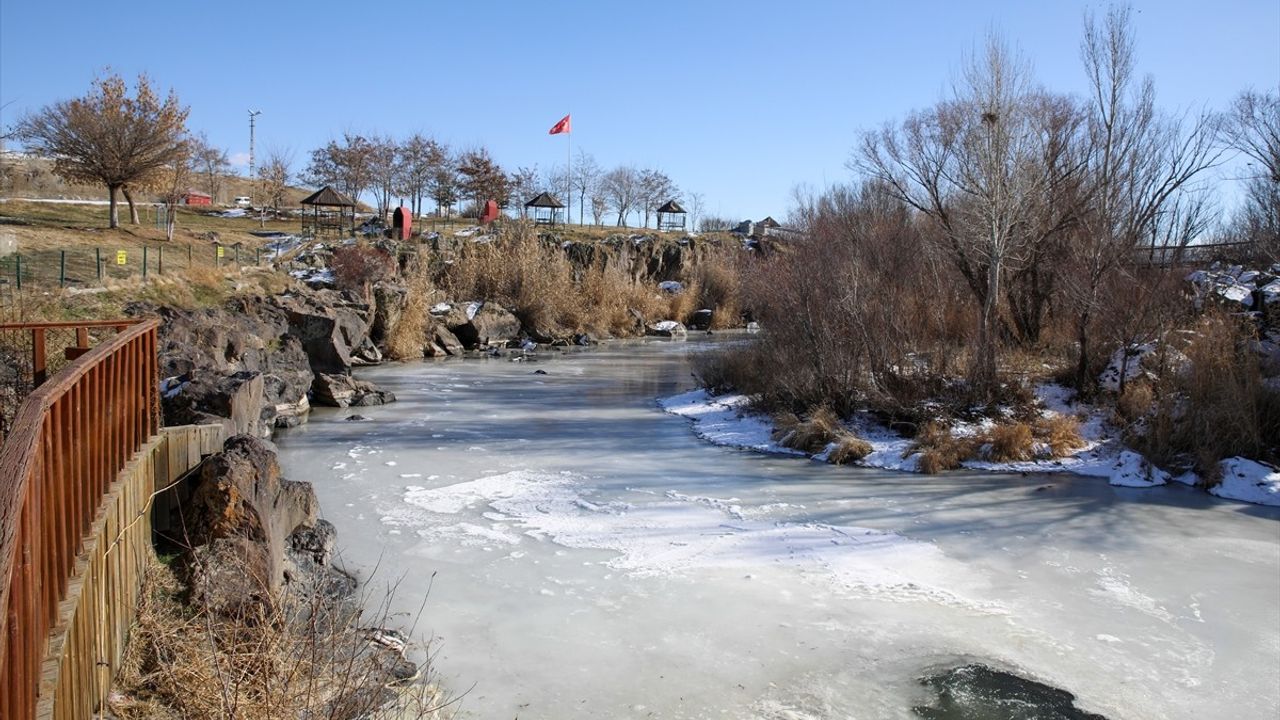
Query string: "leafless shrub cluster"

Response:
xmin=332 ymin=243 xmax=396 ymax=298
xmin=699 ymin=7 xmax=1277 ymax=471
xmin=109 ymin=558 xmax=452 ymax=720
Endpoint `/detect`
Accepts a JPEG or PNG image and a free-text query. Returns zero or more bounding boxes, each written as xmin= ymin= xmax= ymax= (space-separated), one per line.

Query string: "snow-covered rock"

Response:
xmin=1099 ymin=343 xmax=1155 ymax=392
xmin=1210 ymin=457 xmax=1280 ymax=506
xmin=1104 ymin=451 xmax=1170 ymax=488
xmin=658 ymin=281 xmax=684 ymax=294
xmin=647 ymin=320 xmax=688 ymax=337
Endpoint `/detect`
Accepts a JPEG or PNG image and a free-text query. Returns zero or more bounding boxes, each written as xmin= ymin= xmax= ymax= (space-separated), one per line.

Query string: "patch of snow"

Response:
xmin=659 ymin=389 xmax=801 ymax=456
xmin=1210 ymin=458 xmax=1280 ymax=506
xmin=1099 ymin=343 xmax=1155 ymax=392
xmin=465 ymin=301 xmax=482 ymax=320
xmin=430 ymin=302 xmax=452 ymax=315
xmin=658 ymin=281 xmax=684 ymax=294
xmin=1100 ymin=451 xmax=1170 ymax=488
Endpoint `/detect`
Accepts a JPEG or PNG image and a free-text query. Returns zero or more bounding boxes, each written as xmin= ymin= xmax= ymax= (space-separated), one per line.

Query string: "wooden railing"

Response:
xmin=0 ymin=318 xmax=159 ymax=720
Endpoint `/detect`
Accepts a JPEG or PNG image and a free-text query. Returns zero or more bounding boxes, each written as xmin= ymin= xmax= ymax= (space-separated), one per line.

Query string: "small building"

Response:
xmin=300 ymin=185 xmax=357 ymax=237
xmin=655 ymin=200 xmax=687 ymax=232
xmin=524 ymin=192 xmax=564 ymax=225
xmin=182 ymin=190 xmax=212 ymax=206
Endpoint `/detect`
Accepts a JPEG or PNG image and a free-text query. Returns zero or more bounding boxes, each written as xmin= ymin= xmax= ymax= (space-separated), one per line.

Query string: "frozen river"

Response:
xmin=274 ymin=337 xmax=1280 ymax=719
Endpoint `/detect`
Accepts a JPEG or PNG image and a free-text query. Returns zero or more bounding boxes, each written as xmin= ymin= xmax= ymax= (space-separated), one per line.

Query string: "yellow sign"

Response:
xmin=116 ymin=250 xmax=127 ymax=265
xmin=217 ymin=246 xmax=225 ymax=258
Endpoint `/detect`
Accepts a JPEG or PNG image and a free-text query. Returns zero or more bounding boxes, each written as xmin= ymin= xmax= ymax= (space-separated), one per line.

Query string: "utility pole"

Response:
xmin=248 ymin=109 xmax=263 ymax=227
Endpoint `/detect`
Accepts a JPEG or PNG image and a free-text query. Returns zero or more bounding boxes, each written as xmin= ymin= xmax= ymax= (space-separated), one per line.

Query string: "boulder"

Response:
xmin=312 ymin=372 xmax=397 ymax=408
xmin=688 ymin=309 xmax=715 ymax=330
xmin=646 ymin=320 xmax=688 ymax=337
xmin=184 ymin=435 xmax=320 ymax=612
xmin=273 ymin=289 xmax=373 ymax=373
xmin=445 ymin=302 xmax=522 ymax=348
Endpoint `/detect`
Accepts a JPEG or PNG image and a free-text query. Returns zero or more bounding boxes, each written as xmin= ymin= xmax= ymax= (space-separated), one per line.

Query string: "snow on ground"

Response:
xmin=660 ymin=387 xmax=1279 ymax=506
xmin=1211 ymin=457 xmax=1280 ymax=505
xmin=658 ymin=390 xmax=802 ymax=456
xmin=381 ymin=469 xmax=1001 ymax=610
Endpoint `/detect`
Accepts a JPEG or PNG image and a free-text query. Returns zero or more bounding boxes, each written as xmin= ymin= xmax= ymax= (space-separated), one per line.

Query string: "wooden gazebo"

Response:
xmin=524 ymin=192 xmax=564 ymax=225
xmin=656 ymin=200 xmax=687 ymax=232
xmin=300 ymin=185 xmax=357 ymax=237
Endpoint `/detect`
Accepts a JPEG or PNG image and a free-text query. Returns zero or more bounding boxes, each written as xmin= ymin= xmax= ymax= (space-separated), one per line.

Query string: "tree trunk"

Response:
xmin=123 ymin=187 xmax=140 ymax=225
xmin=973 ymin=257 xmax=1002 ymax=396
xmin=107 ymin=184 xmax=121 ymax=228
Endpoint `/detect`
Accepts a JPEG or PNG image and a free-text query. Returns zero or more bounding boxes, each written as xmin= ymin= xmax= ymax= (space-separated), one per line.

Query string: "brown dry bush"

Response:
xmin=110 ymin=559 xmax=448 ymax=720
xmin=332 ymin=243 xmax=396 ymax=297
xmin=1134 ymin=311 xmax=1280 ymax=474
xmin=441 ymin=221 xmax=680 ymax=337
xmin=1034 ymin=414 xmax=1087 ymax=457
xmin=982 ymin=422 xmax=1036 ymax=462
xmin=687 ymin=243 xmax=743 ymax=327
xmin=385 ymin=266 xmax=440 ymax=361
xmin=828 ymin=435 xmax=874 ymax=464
xmin=909 ymin=422 xmax=978 ymax=474
xmin=772 ymin=406 xmax=843 ymax=454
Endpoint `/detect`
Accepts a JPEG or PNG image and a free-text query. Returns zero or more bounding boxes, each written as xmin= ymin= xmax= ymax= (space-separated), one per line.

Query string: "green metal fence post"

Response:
xmin=188 ymin=244 xmax=193 ymax=267
xmin=59 ymin=250 xmax=66 ymax=287
xmin=159 ymin=245 xmax=164 ymax=274
xmin=235 ymin=245 xmax=240 ymax=265
xmin=214 ymin=245 xmax=219 ymax=268
xmin=143 ymin=246 xmax=148 ymax=279
xmin=15 ymin=254 xmax=21 ymax=290
xmin=96 ymin=247 xmax=102 ymax=280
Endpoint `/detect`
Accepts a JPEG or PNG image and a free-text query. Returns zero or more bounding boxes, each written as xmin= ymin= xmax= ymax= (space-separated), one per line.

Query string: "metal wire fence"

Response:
xmin=0 ymin=241 xmax=274 ymax=289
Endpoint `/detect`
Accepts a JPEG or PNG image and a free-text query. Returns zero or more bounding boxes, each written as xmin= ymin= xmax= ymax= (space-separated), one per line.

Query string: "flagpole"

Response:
xmin=567 ymin=114 xmax=572 ymax=227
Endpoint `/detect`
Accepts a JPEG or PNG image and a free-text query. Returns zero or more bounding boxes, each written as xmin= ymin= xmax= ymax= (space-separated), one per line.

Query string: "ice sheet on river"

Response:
xmin=381 ymin=470 xmax=1002 ymax=611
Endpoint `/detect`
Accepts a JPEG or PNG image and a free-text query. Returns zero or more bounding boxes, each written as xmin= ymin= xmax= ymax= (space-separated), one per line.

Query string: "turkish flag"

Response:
xmin=549 ymin=114 xmax=571 ymax=135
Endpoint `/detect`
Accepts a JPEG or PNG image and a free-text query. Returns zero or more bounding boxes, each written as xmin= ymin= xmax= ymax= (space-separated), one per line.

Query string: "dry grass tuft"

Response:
xmin=1034 ymin=414 xmax=1087 ymax=457
xmin=109 ymin=558 xmax=449 ymax=720
xmin=773 ymin=406 xmax=844 ymax=454
xmin=982 ymin=422 xmax=1036 ymax=462
xmin=828 ymin=435 xmax=874 ymax=464
xmin=909 ymin=422 xmax=978 ymax=474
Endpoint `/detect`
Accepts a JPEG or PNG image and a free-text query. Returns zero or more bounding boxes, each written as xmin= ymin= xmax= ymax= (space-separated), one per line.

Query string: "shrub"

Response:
xmin=828 ymin=435 xmax=874 ymax=464
xmin=909 ymin=422 xmax=978 ymax=474
xmin=1034 ymin=414 xmax=1087 ymax=457
xmin=332 ymin=243 xmax=395 ymax=296
xmin=773 ymin=406 xmax=843 ymax=454
xmin=983 ymin=422 xmax=1035 ymax=462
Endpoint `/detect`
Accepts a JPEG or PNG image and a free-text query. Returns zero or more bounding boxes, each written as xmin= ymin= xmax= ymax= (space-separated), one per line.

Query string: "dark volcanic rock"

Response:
xmin=313 ymin=372 xmax=397 ymax=408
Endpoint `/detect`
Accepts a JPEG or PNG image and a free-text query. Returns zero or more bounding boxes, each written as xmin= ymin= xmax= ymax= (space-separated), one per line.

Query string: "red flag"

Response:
xmin=549 ymin=114 xmax=571 ymax=135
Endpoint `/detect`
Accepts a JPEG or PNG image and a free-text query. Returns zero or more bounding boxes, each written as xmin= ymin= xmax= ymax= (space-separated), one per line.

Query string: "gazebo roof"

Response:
xmin=525 ymin=192 xmax=564 ymax=209
xmin=758 ymin=216 xmax=781 ymax=228
xmin=655 ymin=200 xmax=686 ymax=214
xmin=300 ymin=185 xmax=356 ymax=207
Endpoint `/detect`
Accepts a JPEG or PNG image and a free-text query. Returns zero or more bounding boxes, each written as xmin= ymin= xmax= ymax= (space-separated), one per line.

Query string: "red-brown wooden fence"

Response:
xmin=0 ymin=318 xmax=159 ymax=720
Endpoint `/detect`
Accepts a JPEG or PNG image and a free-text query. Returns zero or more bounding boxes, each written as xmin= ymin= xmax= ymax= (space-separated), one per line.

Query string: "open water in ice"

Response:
xmin=274 ymin=337 xmax=1280 ymax=719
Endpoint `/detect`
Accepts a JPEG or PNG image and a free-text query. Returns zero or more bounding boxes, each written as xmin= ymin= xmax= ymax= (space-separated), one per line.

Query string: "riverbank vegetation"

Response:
xmin=695 ymin=7 xmax=1279 ymax=481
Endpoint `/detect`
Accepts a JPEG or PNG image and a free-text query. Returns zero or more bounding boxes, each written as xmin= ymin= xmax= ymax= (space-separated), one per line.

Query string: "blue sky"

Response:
xmin=2 ymin=0 xmax=1277 ymax=220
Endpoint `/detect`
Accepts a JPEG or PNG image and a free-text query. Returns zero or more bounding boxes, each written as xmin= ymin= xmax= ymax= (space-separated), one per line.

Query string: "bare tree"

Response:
xmin=368 ymin=134 xmax=398 ymax=218
xmin=1063 ymin=5 xmax=1222 ymax=392
xmin=860 ymin=33 xmax=1051 ymax=393
xmin=601 ymin=166 xmax=641 ymax=227
xmin=17 ymin=72 xmax=188 ymax=228
xmin=396 ymin=133 xmax=445 ymax=217
xmin=456 ymin=147 xmax=509 ymax=212
xmin=428 ymin=153 xmax=460 ymax=217
xmin=688 ymin=191 xmax=706 ymax=232
xmin=258 ymin=148 xmax=292 ymax=213
xmin=638 ymin=168 xmax=678 ymax=228
xmin=590 ymin=191 xmax=608 ymax=226
xmin=305 ymin=133 xmax=375 ymax=206
xmin=508 ymin=165 xmax=541 ymax=217
xmin=190 ymin=133 xmax=230 ymax=204
xmin=1222 ymin=89 xmax=1280 ymax=259
xmin=158 ymin=147 xmax=194 ymax=241
xmin=570 ymin=150 xmax=601 ymax=226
